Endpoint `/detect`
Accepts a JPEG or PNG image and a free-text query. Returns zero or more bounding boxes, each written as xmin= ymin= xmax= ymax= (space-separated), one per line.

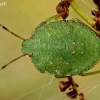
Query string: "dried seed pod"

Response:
xmin=93 ymin=0 xmax=100 ymax=7
xmin=59 ymin=81 xmax=71 ymax=92
xmin=56 ymin=0 xmax=72 ymax=19
xmin=91 ymin=1 xmax=100 ymax=31
xmin=67 ymin=89 xmax=77 ymax=99
xmin=79 ymin=93 xmax=85 ymax=100
xmin=93 ymin=17 xmax=100 ymax=30
xmin=91 ymin=10 xmax=100 ymax=17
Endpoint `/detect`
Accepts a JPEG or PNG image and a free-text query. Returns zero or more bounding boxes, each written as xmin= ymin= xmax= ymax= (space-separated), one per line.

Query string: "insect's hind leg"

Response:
xmin=54 ymin=74 xmax=68 ymax=78
xmin=80 ymin=70 xmax=100 ymax=76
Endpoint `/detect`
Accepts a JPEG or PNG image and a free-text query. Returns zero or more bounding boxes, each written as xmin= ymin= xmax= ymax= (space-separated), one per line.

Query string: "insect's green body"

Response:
xmin=22 ymin=19 xmax=100 ymax=76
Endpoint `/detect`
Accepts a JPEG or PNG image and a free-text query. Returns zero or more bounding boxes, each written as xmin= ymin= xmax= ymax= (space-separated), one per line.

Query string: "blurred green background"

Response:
xmin=0 ymin=0 xmax=100 ymax=100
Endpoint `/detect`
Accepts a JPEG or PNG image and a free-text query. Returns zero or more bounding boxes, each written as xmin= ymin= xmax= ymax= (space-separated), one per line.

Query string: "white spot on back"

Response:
xmin=73 ymin=41 xmax=76 ymax=45
xmin=81 ymin=51 xmax=84 ymax=54
xmin=82 ymin=42 xmax=84 ymax=45
xmin=72 ymin=51 xmax=76 ymax=54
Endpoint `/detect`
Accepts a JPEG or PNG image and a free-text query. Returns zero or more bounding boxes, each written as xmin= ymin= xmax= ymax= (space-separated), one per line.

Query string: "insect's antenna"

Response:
xmin=0 ymin=54 xmax=27 ymax=71
xmin=0 ymin=24 xmax=25 ymax=40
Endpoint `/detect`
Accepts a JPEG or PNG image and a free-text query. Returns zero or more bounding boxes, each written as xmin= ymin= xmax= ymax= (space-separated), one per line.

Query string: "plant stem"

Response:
xmin=70 ymin=1 xmax=95 ymax=26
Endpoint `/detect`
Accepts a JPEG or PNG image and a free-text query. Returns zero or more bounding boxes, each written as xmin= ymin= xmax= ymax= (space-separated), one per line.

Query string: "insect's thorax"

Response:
xmin=21 ymin=20 xmax=100 ymax=76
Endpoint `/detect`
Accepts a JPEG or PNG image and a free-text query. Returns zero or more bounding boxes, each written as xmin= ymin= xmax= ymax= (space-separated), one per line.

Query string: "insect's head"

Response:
xmin=21 ymin=39 xmax=34 ymax=55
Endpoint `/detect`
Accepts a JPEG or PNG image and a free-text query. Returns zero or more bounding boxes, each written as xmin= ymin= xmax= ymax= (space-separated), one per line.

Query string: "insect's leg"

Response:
xmin=80 ymin=70 xmax=100 ymax=76
xmin=0 ymin=54 xmax=27 ymax=71
xmin=0 ymin=24 xmax=25 ymax=40
xmin=54 ymin=74 xmax=68 ymax=78
xmin=72 ymin=18 xmax=87 ymax=25
xmin=46 ymin=13 xmax=63 ymax=21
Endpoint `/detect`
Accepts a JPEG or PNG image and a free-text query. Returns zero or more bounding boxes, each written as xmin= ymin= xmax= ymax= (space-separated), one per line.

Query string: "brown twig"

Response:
xmin=91 ymin=0 xmax=100 ymax=31
xmin=68 ymin=76 xmax=85 ymax=100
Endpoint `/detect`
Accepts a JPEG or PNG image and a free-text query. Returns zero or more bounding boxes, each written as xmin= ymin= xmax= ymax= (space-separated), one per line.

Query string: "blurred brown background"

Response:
xmin=0 ymin=0 xmax=100 ymax=100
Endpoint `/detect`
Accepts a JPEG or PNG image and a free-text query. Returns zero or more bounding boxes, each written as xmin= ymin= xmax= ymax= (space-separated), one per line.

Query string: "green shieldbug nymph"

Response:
xmin=22 ymin=18 xmax=100 ymax=76
xmin=1 ymin=15 xmax=100 ymax=77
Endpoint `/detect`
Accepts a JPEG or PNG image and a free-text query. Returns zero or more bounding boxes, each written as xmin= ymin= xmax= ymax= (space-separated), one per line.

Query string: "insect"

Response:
xmin=1 ymin=14 xmax=100 ymax=77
